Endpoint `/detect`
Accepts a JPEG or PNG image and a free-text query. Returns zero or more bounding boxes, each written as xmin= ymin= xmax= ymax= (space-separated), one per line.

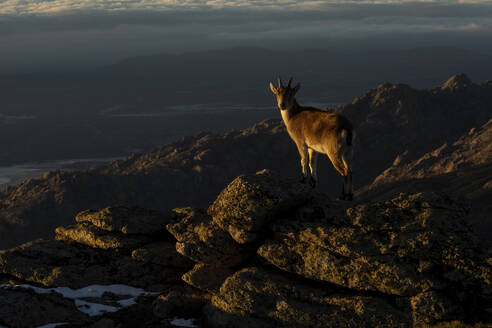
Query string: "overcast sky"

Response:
xmin=1 ymin=0 xmax=492 ymax=71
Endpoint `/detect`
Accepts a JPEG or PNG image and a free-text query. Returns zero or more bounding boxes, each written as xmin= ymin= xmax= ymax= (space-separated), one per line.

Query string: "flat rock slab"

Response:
xmin=167 ymin=207 xmax=250 ymax=266
xmin=0 ymin=286 xmax=88 ymax=328
xmin=0 ymin=239 xmax=112 ymax=288
xmin=0 ymin=239 xmax=184 ymax=290
xmin=76 ymin=206 xmax=171 ymax=235
xmin=56 ymin=222 xmax=152 ymax=250
xmin=208 ymin=169 xmax=312 ymax=244
xmin=204 ymin=267 xmax=411 ymax=328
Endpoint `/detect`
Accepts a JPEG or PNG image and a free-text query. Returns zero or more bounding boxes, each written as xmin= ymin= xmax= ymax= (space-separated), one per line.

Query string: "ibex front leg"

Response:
xmin=296 ymin=143 xmax=309 ymax=184
xmin=308 ymin=148 xmax=319 ymax=188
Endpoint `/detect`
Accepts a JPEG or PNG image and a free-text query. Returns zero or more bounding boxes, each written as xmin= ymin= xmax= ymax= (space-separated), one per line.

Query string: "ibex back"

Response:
xmin=270 ymin=77 xmax=355 ymax=200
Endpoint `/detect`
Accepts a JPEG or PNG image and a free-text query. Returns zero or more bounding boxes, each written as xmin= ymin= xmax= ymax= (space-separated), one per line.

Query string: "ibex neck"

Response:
xmin=280 ymin=100 xmax=301 ymax=123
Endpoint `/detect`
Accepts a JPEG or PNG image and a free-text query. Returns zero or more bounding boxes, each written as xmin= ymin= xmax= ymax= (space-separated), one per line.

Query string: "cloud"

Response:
xmin=1 ymin=0 xmax=492 ymax=16
xmin=0 ymin=0 xmax=491 ymax=71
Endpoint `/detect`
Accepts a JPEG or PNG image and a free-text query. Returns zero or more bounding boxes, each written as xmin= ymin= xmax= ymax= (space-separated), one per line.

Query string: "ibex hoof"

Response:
xmin=309 ymin=177 xmax=317 ymax=188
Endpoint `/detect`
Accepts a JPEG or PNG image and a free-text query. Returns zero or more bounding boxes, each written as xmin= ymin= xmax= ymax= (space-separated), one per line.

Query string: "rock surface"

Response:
xmin=166 ymin=207 xmax=249 ymax=266
xmin=205 ymin=267 xmax=411 ymax=328
xmin=208 ymin=169 xmax=311 ymax=244
xmin=0 ymin=205 xmax=194 ymax=290
xmin=0 ymin=170 xmax=491 ymax=327
xmin=0 ymin=286 xmax=88 ymax=328
xmin=258 ymin=192 xmax=490 ymax=298
xmin=56 ymin=222 xmax=152 ymax=250
xmin=166 ymin=171 xmax=491 ymax=326
xmin=153 ymin=285 xmax=211 ymax=319
xmin=76 ymin=206 xmax=171 ymax=235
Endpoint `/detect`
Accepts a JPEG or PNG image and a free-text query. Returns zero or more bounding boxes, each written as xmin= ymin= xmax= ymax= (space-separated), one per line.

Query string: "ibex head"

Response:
xmin=269 ymin=77 xmax=301 ymax=111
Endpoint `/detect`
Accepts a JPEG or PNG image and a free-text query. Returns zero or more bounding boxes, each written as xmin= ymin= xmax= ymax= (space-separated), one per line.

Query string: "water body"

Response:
xmin=0 ymin=157 xmax=121 ymax=189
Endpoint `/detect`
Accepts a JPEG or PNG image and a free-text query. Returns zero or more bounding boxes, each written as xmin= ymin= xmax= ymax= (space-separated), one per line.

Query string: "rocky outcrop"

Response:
xmin=0 ymin=171 xmax=491 ymax=327
xmin=2 ymin=74 xmax=492 ymax=249
xmin=258 ymin=192 xmax=489 ymax=297
xmin=169 ymin=171 xmax=491 ymax=327
xmin=0 ymin=206 xmax=193 ymax=290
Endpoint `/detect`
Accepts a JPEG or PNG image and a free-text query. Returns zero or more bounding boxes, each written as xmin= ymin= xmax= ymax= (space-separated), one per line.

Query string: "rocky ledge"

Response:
xmin=1 ymin=170 xmax=491 ymax=327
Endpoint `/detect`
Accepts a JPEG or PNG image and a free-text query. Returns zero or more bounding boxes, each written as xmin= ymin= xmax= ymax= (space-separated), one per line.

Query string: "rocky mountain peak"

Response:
xmin=441 ymin=73 xmax=473 ymax=91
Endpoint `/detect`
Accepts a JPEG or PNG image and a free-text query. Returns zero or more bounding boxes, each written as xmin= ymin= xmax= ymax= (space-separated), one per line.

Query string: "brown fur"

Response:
xmin=270 ymin=77 xmax=355 ymax=199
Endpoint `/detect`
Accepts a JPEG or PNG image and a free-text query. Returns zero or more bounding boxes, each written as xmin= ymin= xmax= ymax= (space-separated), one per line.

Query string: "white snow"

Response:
xmin=170 ymin=318 xmax=198 ymax=327
xmin=14 ymin=284 xmax=149 ymax=299
xmin=74 ymin=299 xmax=120 ymax=316
xmin=0 ymin=284 xmax=157 ymax=317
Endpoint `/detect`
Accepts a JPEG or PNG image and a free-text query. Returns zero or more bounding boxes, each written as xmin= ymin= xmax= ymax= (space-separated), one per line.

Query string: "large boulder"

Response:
xmin=204 ymin=267 xmax=411 ymax=328
xmin=166 ymin=207 xmax=250 ymax=266
xmin=257 ymin=192 xmax=492 ymax=324
xmin=208 ymin=169 xmax=312 ymax=244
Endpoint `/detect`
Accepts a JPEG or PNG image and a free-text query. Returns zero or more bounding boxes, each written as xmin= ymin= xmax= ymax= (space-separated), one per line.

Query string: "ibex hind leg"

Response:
xmin=341 ymin=150 xmax=354 ymax=201
xmin=326 ymin=153 xmax=348 ymax=200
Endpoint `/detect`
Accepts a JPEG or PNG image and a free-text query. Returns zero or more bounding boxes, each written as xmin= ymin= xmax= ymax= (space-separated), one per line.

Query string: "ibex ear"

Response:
xmin=293 ymin=83 xmax=301 ymax=93
xmin=269 ymin=82 xmax=278 ymax=95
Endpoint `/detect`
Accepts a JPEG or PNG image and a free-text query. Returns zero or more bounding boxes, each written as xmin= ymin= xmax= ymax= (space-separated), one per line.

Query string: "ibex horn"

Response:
xmin=278 ymin=76 xmax=283 ymax=88
xmin=287 ymin=77 xmax=293 ymax=88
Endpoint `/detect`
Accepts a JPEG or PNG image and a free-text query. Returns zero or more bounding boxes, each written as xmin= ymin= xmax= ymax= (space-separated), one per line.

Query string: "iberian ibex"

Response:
xmin=269 ymin=77 xmax=355 ymax=200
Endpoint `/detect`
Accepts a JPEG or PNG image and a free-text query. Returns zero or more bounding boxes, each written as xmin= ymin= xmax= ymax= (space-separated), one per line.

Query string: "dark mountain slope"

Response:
xmin=358 ymin=119 xmax=492 ymax=247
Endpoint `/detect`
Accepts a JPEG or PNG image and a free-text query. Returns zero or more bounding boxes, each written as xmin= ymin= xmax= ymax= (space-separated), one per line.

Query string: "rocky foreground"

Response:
xmin=1 ymin=170 xmax=491 ymax=327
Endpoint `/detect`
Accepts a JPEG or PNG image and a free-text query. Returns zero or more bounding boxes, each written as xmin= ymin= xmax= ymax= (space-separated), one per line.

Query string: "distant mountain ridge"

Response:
xmin=1 ymin=46 xmax=492 ymax=118
xmin=0 ymin=74 xmax=491 ymax=249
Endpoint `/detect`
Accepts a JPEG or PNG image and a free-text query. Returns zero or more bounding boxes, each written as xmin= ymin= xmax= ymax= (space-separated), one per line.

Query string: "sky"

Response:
xmin=1 ymin=0 xmax=492 ymax=71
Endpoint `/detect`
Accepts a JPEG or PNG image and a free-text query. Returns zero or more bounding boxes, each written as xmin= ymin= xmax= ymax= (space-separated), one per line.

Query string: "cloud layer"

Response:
xmin=1 ymin=0 xmax=491 ymax=71
xmin=1 ymin=0 xmax=492 ymax=15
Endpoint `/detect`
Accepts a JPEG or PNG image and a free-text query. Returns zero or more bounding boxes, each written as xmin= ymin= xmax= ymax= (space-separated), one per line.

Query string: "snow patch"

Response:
xmin=75 ymin=299 xmax=120 ymax=316
xmin=170 ymin=318 xmax=198 ymax=327
xmin=1 ymin=284 xmax=157 ymax=317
